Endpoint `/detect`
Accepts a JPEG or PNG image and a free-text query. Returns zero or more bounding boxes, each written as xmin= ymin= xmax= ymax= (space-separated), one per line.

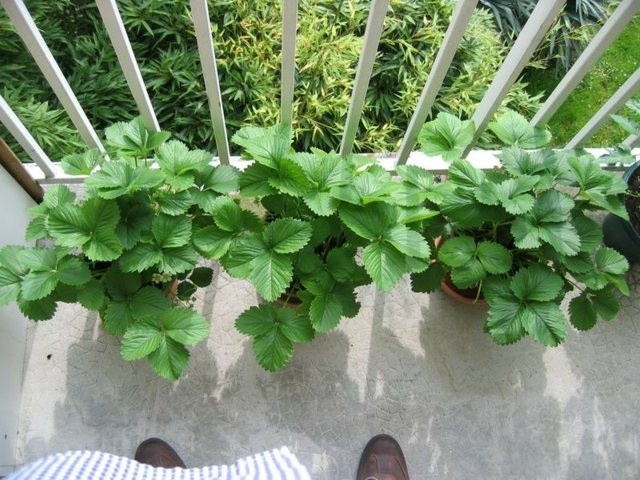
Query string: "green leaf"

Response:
xmin=239 ymin=163 xmax=277 ymax=197
xmin=77 ymin=279 xmax=105 ymax=310
xmin=85 ymin=161 xmax=164 ymax=198
xmin=106 ymin=117 xmax=170 ymax=157
xmin=199 ymin=164 xmax=241 ymax=193
xmin=309 ymin=293 xmax=343 ymax=332
xmin=177 ymin=281 xmax=197 ymax=300
xmin=396 ymin=165 xmax=434 ymax=190
xmin=119 ymin=243 xmax=163 ymax=272
xmin=0 ymin=267 xmax=22 ymax=306
xmin=303 ymin=191 xmax=340 ymax=216
xmin=450 ymin=259 xmax=485 ymax=289
xmin=474 ymin=182 xmax=500 ymax=206
xmin=56 ymin=256 xmax=92 ymax=286
xmin=362 ymin=242 xmax=407 ymax=292
xmin=162 ymin=307 xmax=210 ymax=345
xmin=236 ymin=304 xmax=277 ymax=336
xmin=511 ymin=217 xmax=541 ymax=249
xmin=418 ymin=112 xmax=474 ymax=161
xmin=560 ymin=253 xmax=594 ymax=274
xmin=595 ymin=247 xmax=629 ymax=275
xmin=43 ymin=184 xmax=76 ymax=209
xmin=383 ymin=225 xmax=430 ymax=259
xmin=158 ymin=246 xmax=198 ymax=274
xmin=48 ymin=198 xmax=122 ymax=261
xmin=121 ymin=319 xmax=163 ymax=361
xmin=437 ymin=236 xmax=476 ymax=267
xmin=116 ymin=202 xmax=153 ymax=249
xmin=263 ymin=218 xmax=312 ymax=254
xmin=339 ymin=203 xmax=396 ymax=240
xmin=103 ymin=265 xmax=141 ymax=300
xmin=573 ymin=215 xmax=603 ymax=253
xmin=252 ymin=328 xmax=293 ymax=372
xmin=569 ymin=293 xmax=597 ymax=331
xmin=190 ymin=267 xmax=214 ymax=287
xmin=530 ymin=190 xmax=574 ymax=223
xmin=278 ymin=309 xmax=314 ymax=342
xmin=520 ymin=302 xmax=567 ymax=346
xmin=538 ymin=222 xmax=581 ymax=256
xmin=130 ymin=286 xmax=171 ymax=319
xmin=410 ymin=262 xmax=446 ymax=293
xmin=192 ymin=225 xmax=233 ymax=260
xmin=592 ymin=287 xmax=620 ymax=320
xmin=495 ymin=177 xmax=537 ymax=214
xmin=488 ymin=110 xmax=551 ymax=148
xmin=103 ymin=301 xmax=133 ymax=336
xmin=21 ymin=270 xmax=58 ymax=301
xmin=152 ymin=215 xmax=192 ymax=248
xmin=155 ymin=140 xmax=211 ymax=190
xmin=26 ymin=216 xmax=48 ymax=241
xmin=476 ymin=242 xmax=512 ymax=274
xmin=250 ymin=252 xmax=293 ymax=301
xmin=485 ymin=294 xmax=526 ymax=345
xmin=232 ymin=125 xmax=292 ymax=169
xmin=510 ymin=265 xmax=563 ymax=302
xmin=268 ymin=158 xmax=312 ymax=197
xmin=18 ymin=295 xmax=57 ymax=321
xmin=222 ymin=235 xmax=267 ymax=278
xmin=61 ymin=148 xmax=104 ymax=175
xmin=190 ymin=165 xmax=239 ymax=211
xmin=154 ymin=190 xmax=192 ymax=216
xmin=148 ymin=336 xmax=190 ymax=380
xmin=326 ymin=247 xmax=358 ymax=283
xmin=448 ymin=159 xmax=486 ymax=188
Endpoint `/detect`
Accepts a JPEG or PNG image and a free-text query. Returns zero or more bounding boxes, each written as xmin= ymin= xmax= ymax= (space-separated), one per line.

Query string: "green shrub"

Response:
xmin=478 ymin=0 xmax=613 ymax=74
xmin=0 ymin=0 xmax=542 ymax=160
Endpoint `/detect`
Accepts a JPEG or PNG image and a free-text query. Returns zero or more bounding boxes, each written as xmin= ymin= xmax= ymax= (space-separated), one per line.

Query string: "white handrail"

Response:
xmin=567 ymin=67 xmax=640 ymax=149
xmin=0 ymin=0 xmax=105 ymax=153
xmin=0 ymin=93 xmax=56 ymax=178
xmin=96 ymin=0 xmax=160 ymax=133
xmin=531 ymin=0 xmax=640 ymax=127
xmin=395 ymin=0 xmax=479 ymax=166
xmin=339 ymin=0 xmax=390 ymax=156
xmin=463 ymin=0 xmax=566 ymax=156
xmin=190 ymin=0 xmax=230 ymax=164
xmin=280 ymin=0 xmax=298 ymax=125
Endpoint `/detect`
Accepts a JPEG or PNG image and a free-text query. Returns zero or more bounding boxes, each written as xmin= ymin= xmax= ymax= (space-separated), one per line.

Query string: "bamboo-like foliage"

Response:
xmin=0 ymin=0 xmax=542 ymax=160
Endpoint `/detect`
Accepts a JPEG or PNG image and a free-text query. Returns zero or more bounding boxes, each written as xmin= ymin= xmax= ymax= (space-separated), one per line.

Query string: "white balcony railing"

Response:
xmin=0 ymin=0 xmax=639 ymax=185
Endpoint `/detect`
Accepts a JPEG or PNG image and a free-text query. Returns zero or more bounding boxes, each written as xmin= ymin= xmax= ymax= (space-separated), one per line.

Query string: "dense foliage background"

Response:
xmin=0 ymin=0 xmax=544 ymax=160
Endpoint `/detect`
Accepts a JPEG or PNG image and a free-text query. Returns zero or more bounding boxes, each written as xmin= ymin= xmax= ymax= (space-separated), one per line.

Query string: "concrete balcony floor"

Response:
xmin=14 ymin=264 xmax=640 ymax=479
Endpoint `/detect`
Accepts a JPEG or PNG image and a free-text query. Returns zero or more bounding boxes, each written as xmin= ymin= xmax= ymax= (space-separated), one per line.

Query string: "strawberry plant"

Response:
xmin=0 ymin=117 xmax=241 ymax=380
xmin=412 ymin=111 xmax=631 ymax=347
xmin=195 ymin=124 xmax=435 ymax=371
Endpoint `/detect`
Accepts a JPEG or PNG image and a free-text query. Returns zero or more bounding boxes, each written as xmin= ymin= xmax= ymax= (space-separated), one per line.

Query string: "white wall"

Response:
xmin=0 ymin=166 xmax=35 ymax=476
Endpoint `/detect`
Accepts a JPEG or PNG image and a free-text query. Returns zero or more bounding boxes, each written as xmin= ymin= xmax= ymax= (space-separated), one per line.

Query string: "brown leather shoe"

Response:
xmin=356 ymin=434 xmax=409 ymax=480
xmin=135 ymin=438 xmax=186 ymax=468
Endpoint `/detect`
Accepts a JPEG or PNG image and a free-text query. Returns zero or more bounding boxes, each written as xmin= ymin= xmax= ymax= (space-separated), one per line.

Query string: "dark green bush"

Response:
xmin=478 ymin=0 xmax=613 ymax=74
xmin=0 ymin=0 xmax=541 ymax=160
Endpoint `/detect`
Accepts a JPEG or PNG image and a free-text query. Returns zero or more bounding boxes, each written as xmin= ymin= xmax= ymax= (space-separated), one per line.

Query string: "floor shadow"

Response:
xmin=14 ymin=267 xmax=640 ymax=479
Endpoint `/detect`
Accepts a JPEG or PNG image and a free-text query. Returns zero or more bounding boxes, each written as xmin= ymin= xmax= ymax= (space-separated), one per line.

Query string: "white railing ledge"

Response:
xmin=23 ymin=147 xmax=637 ymax=186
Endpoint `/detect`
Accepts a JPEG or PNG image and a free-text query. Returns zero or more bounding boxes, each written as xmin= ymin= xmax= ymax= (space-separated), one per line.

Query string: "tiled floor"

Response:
xmin=14 ymin=264 xmax=640 ymax=479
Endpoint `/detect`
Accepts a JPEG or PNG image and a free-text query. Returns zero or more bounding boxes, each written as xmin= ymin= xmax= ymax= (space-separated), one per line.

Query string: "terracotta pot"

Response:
xmin=274 ymin=289 xmax=303 ymax=309
xmin=434 ymin=236 xmax=486 ymax=306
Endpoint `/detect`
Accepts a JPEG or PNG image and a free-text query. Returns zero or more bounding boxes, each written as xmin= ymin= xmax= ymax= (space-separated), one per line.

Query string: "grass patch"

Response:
xmin=525 ymin=15 xmax=640 ymax=147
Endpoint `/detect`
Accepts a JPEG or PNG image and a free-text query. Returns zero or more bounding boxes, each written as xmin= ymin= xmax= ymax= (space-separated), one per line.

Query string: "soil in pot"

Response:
xmin=275 ymin=288 xmax=303 ymax=309
xmin=626 ymin=167 xmax=640 ymax=233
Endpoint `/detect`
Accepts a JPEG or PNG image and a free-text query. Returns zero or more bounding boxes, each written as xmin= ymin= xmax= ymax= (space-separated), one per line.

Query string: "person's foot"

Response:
xmin=356 ymin=434 xmax=409 ymax=480
xmin=135 ymin=438 xmax=186 ymax=468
